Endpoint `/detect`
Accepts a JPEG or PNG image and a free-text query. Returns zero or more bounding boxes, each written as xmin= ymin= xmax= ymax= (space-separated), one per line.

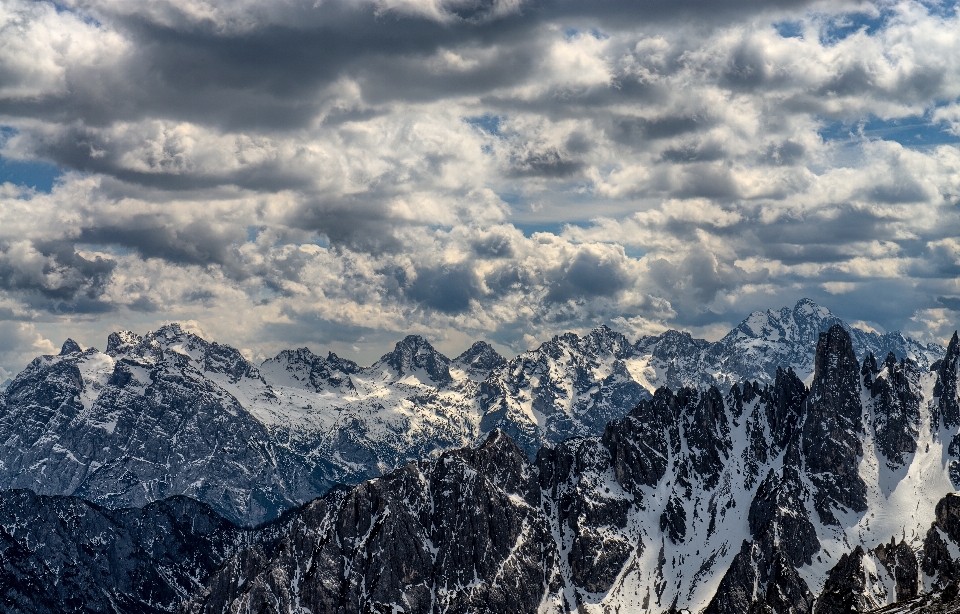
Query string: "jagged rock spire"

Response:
xmin=936 ymin=331 xmax=960 ymax=429
xmin=59 ymin=339 xmax=82 ymax=355
xmin=452 ymin=341 xmax=506 ymax=374
xmin=802 ymin=324 xmax=867 ymax=525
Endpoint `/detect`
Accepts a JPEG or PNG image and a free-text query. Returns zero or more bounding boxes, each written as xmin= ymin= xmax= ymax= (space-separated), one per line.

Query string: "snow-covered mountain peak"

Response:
xmin=374 ymin=334 xmax=452 ymax=385
xmin=452 ymin=341 xmax=506 ymax=380
xmin=145 ymin=322 xmax=192 ymax=344
xmin=583 ymin=324 xmax=634 ymax=357
xmin=724 ymin=298 xmax=842 ymax=346
xmin=0 ymin=299 xmax=950 ymax=531
xmin=530 ymin=325 xmax=633 ymax=364
xmin=259 ymin=347 xmax=321 ymax=389
xmin=105 ymin=330 xmax=143 ymax=356
xmin=59 ymin=338 xmax=84 ymax=355
xmin=325 ymin=351 xmax=360 ymax=373
xmin=796 ymin=296 xmax=831 ymax=318
xmin=259 ymin=347 xmax=359 ymax=392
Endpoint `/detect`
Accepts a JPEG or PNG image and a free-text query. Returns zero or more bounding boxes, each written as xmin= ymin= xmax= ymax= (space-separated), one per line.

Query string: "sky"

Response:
xmin=2 ymin=0 xmax=960 ymax=379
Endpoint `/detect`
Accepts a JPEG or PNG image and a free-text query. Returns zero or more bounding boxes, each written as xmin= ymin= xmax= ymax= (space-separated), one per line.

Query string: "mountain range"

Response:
xmin=0 ymin=299 xmax=943 ymax=526
xmin=5 ymin=321 xmax=960 ymax=612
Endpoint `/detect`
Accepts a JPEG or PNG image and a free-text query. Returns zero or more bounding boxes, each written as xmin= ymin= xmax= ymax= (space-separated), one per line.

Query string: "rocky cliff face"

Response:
xmin=0 ymin=489 xmax=256 ymax=614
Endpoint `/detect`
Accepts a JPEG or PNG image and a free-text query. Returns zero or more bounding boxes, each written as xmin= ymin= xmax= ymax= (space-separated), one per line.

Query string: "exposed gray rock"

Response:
xmin=0 ymin=299 xmax=944 ymax=529
xmin=802 ymin=324 xmax=867 ymax=525
xmin=189 ymin=430 xmax=561 ymax=614
xmin=0 ymin=325 xmax=335 ymax=525
xmin=922 ymin=493 xmax=960 ymax=589
xmin=874 ymin=537 xmax=919 ymax=603
xmin=3 ymin=304 xmax=960 ymax=614
xmin=815 ymin=546 xmax=873 ymax=614
xmin=864 ymin=352 xmax=922 ymax=468
xmin=453 ymin=340 xmax=507 ymax=379
xmin=0 ymin=489 xmax=252 ymax=614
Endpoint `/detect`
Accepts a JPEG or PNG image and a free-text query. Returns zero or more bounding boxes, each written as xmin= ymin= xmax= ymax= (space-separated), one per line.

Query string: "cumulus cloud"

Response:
xmin=2 ymin=0 xmax=960 ymax=375
xmin=0 ymin=321 xmax=56 ymax=382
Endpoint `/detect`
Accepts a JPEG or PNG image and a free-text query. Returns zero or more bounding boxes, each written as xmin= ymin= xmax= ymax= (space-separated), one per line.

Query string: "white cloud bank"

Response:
xmin=1 ymin=0 xmax=960 ymax=371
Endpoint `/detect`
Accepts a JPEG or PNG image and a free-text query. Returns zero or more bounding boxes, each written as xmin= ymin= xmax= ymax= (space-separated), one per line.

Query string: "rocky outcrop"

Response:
xmin=874 ymin=538 xmax=919 ymax=603
xmin=376 ymin=334 xmax=454 ymax=386
xmin=0 ymin=489 xmax=250 ymax=614
xmin=922 ymin=493 xmax=960 ymax=589
xmin=864 ymin=352 xmax=922 ymax=468
xmin=189 ymin=430 xmax=561 ymax=614
xmin=0 ymin=299 xmax=944 ymax=528
xmin=453 ymin=340 xmax=507 ymax=379
xmin=935 ymin=332 xmax=960 ymax=430
xmin=4 ymin=306 xmax=960 ymax=614
xmin=802 ymin=324 xmax=868 ymax=525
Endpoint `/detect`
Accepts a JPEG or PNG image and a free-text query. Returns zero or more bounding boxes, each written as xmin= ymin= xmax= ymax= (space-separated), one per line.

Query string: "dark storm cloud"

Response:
xmin=406 ymin=263 xmax=483 ymax=314
xmin=6 ymin=0 xmax=960 ymax=374
xmin=865 ymin=176 xmax=933 ymax=205
xmin=289 ymin=196 xmax=406 ymax=254
xmin=471 ymin=231 xmax=515 ymax=258
xmin=545 ymin=248 xmax=631 ymax=303
xmin=77 ymin=218 xmax=246 ymax=268
xmin=925 ymin=240 xmax=960 ymax=276
xmin=674 ymin=164 xmax=742 ymax=200
xmin=612 ymin=115 xmax=712 ymax=145
xmin=750 ymin=206 xmax=899 ymax=264
xmin=661 ymin=141 xmax=728 ymax=164
xmin=509 ymin=148 xmax=584 ymax=178
xmin=0 ymin=1 xmax=544 ymax=137
xmin=719 ymin=42 xmax=788 ymax=92
xmin=811 ymin=60 xmax=945 ymax=104
xmin=2 ymin=4 xmax=477 ymax=130
xmin=479 ymin=76 xmax=670 ymax=120
xmin=0 ymin=240 xmax=115 ymax=312
xmin=1 ymin=0 xmax=826 ymax=136
xmin=762 ymin=140 xmax=806 ymax=165
xmin=482 ymin=262 xmax=528 ymax=295
xmin=648 ymin=251 xmax=761 ymax=306
xmin=22 ymin=125 xmax=316 ymax=192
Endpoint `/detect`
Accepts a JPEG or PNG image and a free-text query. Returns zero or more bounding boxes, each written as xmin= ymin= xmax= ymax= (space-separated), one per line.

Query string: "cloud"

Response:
xmin=0 ymin=239 xmax=115 ymax=312
xmin=0 ymin=321 xmax=56 ymax=382
xmin=3 ymin=0 xmax=960 ymax=377
xmin=544 ymin=244 xmax=634 ymax=303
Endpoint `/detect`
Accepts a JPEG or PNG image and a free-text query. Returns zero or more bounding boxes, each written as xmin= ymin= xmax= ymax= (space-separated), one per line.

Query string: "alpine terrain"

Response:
xmin=0 ymin=299 xmax=940 ymax=526
xmin=5 ymin=323 xmax=960 ymax=612
xmin=178 ymin=324 xmax=960 ymax=614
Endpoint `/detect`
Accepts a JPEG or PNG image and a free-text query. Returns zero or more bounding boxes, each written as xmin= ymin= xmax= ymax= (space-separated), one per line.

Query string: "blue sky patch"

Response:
xmin=0 ymin=126 xmax=64 ymax=192
xmin=819 ymin=9 xmax=893 ymax=45
xmin=464 ymin=115 xmax=502 ymax=136
xmin=818 ymin=115 xmax=960 ymax=147
xmin=921 ymin=0 xmax=959 ymax=19
xmin=0 ymin=156 xmax=64 ymax=193
xmin=774 ymin=20 xmax=803 ymax=39
xmin=513 ymin=221 xmax=572 ymax=238
xmin=621 ymin=246 xmax=646 ymax=260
